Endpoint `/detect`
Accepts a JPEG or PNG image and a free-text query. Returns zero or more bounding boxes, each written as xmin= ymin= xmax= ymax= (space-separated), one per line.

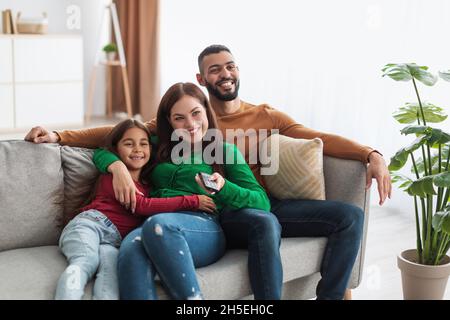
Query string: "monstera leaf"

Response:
xmin=389 ymin=135 xmax=428 ymax=171
xmin=407 ymin=175 xmax=436 ymax=198
xmin=400 ymin=125 xmax=430 ymax=136
xmin=439 ymin=70 xmax=450 ymax=82
xmin=382 ymin=63 xmax=437 ymax=86
xmin=406 ymin=172 xmax=450 ymax=198
xmin=433 ymin=209 xmax=450 ymax=238
xmin=393 ymin=102 xmax=447 ymax=124
xmin=414 ymin=146 xmax=450 ymax=175
xmin=391 ymin=172 xmax=413 ymax=191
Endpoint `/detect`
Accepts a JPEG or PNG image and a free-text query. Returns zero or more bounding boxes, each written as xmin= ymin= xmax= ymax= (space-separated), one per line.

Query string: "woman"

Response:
xmin=93 ymin=82 xmax=281 ymax=299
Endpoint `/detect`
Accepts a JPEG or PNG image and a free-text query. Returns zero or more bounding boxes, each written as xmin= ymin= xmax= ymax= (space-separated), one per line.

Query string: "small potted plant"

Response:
xmin=103 ymin=43 xmax=117 ymax=61
xmin=383 ymin=63 xmax=450 ymax=299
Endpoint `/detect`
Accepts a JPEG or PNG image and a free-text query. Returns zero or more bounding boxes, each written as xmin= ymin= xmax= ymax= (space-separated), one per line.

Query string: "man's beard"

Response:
xmin=205 ymin=79 xmax=240 ymax=101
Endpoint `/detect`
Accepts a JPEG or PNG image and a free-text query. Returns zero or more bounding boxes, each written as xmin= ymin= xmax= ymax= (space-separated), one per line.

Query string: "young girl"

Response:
xmin=55 ymin=119 xmax=214 ymax=300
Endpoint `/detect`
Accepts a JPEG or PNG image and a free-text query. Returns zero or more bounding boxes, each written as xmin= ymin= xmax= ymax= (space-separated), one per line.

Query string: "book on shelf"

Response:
xmin=2 ymin=10 xmax=12 ymax=34
xmin=1 ymin=9 xmax=17 ymax=34
xmin=10 ymin=10 xmax=17 ymax=34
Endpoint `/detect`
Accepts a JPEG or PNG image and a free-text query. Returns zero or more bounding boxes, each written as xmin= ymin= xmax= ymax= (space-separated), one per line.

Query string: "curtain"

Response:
xmin=112 ymin=0 xmax=160 ymax=121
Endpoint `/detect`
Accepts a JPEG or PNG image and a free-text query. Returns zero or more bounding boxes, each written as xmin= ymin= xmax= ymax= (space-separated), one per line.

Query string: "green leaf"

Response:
xmin=441 ymin=213 xmax=450 ymax=235
xmin=407 ymin=176 xmax=436 ymax=198
xmin=398 ymin=126 xmax=450 ymax=147
xmin=428 ymin=129 xmax=450 ymax=146
xmin=400 ymin=125 xmax=429 ymax=136
xmin=432 ymin=211 xmax=450 ymax=232
xmin=406 ymin=136 xmax=429 ymax=152
xmin=407 ymin=63 xmax=438 ymax=86
xmin=382 ymin=63 xmax=437 ymax=86
xmin=389 ymin=136 xmax=429 ymax=171
xmin=391 ymin=172 xmax=413 ymax=191
xmin=393 ymin=102 xmax=448 ymax=124
xmin=414 ymin=155 xmax=439 ymax=175
xmin=382 ymin=63 xmax=412 ymax=82
xmin=439 ymin=70 xmax=450 ymax=82
xmin=388 ymin=148 xmax=409 ymax=171
xmin=414 ymin=154 xmax=450 ymax=175
xmin=433 ymin=172 xmax=450 ymax=188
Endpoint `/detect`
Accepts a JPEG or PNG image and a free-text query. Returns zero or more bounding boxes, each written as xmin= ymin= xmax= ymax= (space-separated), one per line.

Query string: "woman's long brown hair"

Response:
xmin=155 ymin=82 xmax=224 ymax=176
xmin=60 ymin=119 xmax=152 ymax=227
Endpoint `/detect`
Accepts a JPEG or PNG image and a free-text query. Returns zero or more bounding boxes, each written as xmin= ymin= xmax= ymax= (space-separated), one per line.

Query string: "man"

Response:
xmin=25 ymin=45 xmax=391 ymax=299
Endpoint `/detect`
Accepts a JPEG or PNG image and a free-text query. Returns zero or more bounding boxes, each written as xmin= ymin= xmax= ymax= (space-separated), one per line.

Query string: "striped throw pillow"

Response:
xmin=261 ymin=134 xmax=325 ymax=200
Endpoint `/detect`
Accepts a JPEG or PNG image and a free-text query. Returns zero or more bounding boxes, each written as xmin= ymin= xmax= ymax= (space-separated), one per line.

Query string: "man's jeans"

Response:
xmin=219 ymin=208 xmax=283 ymax=300
xmin=118 ymin=211 xmax=225 ymax=300
xmin=55 ymin=209 xmax=122 ymax=300
xmin=270 ymin=197 xmax=365 ymax=300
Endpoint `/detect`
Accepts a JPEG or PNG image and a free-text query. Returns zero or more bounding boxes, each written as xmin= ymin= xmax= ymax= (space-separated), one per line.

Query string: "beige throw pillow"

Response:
xmin=261 ymin=134 xmax=326 ymax=200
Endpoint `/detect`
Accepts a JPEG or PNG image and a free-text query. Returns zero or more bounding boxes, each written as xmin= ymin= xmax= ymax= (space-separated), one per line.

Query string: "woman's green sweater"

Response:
xmin=93 ymin=142 xmax=270 ymax=212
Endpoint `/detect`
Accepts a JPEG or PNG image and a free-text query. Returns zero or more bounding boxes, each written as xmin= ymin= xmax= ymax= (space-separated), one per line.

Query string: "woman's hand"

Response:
xmin=109 ymin=161 xmax=144 ymax=212
xmin=197 ymin=195 xmax=217 ymax=214
xmin=195 ymin=172 xmax=225 ymax=195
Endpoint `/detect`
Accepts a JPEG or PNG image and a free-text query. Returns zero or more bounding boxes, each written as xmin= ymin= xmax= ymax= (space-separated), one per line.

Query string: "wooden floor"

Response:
xmin=353 ymin=205 xmax=450 ymax=300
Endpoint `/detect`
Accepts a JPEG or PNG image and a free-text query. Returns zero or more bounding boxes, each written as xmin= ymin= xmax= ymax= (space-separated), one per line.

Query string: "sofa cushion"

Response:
xmin=0 ymin=141 xmax=64 ymax=251
xmin=261 ymin=134 xmax=326 ymax=200
xmin=196 ymin=237 xmax=326 ymax=299
xmin=0 ymin=237 xmax=326 ymax=299
xmin=60 ymin=146 xmax=97 ymax=220
xmin=61 ymin=146 xmax=96 ymax=191
xmin=0 ymin=246 xmax=93 ymax=299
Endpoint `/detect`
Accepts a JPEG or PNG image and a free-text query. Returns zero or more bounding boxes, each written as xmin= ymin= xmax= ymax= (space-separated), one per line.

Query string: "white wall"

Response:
xmin=161 ymin=0 xmax=450 ymax=212
xmin=0 ymin=0 xmax=110 ymax=117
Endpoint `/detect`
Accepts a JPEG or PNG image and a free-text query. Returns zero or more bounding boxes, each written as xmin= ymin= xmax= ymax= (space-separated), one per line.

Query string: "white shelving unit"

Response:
xmin=0 ymin=34 xmax=84 ymax=130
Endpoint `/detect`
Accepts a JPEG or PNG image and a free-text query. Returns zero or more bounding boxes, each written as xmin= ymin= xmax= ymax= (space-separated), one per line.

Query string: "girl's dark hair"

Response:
xmin=60 ymin=119 xmax=152 ymax=227
xmin=156 ymin=82 xmax=224 ymax=176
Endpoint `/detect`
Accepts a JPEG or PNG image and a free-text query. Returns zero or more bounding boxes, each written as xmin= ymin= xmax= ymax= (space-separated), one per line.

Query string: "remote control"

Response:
xmin=199 ymin=172 xmax=220 ymax=192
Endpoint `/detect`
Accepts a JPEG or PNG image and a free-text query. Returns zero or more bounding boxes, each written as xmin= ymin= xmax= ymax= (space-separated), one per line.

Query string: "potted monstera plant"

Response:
xmin=383 ymin=63 xmax=450 ymax=299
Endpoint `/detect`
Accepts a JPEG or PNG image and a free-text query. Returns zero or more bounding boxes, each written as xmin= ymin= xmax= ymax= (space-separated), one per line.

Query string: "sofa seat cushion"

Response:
xmin=0 ymin=237 xmax=326 ymax=300
xmin=0 ymin=246 xmax=92 ymax=299
xmin=197 ymin=237 xmax=327 ymax=299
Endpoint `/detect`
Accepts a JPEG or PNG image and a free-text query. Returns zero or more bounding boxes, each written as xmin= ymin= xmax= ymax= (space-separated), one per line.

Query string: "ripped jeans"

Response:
xmin=117 ymin=211 xmax=225 ymax=300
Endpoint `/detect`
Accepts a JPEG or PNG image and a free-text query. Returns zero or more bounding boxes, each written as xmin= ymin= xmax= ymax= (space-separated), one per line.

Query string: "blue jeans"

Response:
xmin=270 ymin=197 xmax=364 ymax=300
xmin=219 ymin=208 xmax=282 ymax=300
xmin=118 ymin=211 xmax=225 ymax=300
xmin=55 ymin=209 xmax=122 ymax=300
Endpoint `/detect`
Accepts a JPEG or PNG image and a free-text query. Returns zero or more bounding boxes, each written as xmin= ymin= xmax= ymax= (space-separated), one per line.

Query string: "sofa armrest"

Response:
xmin=323 ymin=156 xmax=370 ymax=288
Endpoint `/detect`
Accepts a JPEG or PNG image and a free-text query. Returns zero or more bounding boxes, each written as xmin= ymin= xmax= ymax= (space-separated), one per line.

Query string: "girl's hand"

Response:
xmin=197 ymin=195 xmax=217 ymax=214
xmin=109 ymin=161 xmax=144 ymax=213
xmin=195 ymin=172 xmax=225 ymax=195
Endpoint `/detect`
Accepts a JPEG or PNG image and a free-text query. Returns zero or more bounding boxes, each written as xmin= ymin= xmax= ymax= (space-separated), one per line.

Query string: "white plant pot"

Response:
xmin=106 ymin=52 xmax=116 ymax=61
xmin=397 ymin=249 xmax=450 ymax=300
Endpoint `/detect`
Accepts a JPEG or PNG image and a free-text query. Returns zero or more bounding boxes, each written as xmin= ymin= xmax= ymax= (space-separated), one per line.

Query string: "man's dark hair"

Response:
xmin=198 ymin=44 xmax=232 ymax=73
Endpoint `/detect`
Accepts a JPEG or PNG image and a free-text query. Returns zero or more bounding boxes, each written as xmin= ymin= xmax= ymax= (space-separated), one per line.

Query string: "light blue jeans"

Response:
xmin=55 ymin=209 xmax=122 ymax=300
xmin=118 ymin=211 xmax=226 ymax=300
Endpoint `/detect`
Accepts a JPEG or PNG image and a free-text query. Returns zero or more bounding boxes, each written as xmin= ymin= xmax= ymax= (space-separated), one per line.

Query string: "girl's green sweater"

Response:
xmin=93 ymin=142 xmax=270 ymax=212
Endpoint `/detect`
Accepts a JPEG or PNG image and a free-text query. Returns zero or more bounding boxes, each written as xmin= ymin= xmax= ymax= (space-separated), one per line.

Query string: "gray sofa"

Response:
xmin=0 ymin=140 xmax=370 ymax=299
